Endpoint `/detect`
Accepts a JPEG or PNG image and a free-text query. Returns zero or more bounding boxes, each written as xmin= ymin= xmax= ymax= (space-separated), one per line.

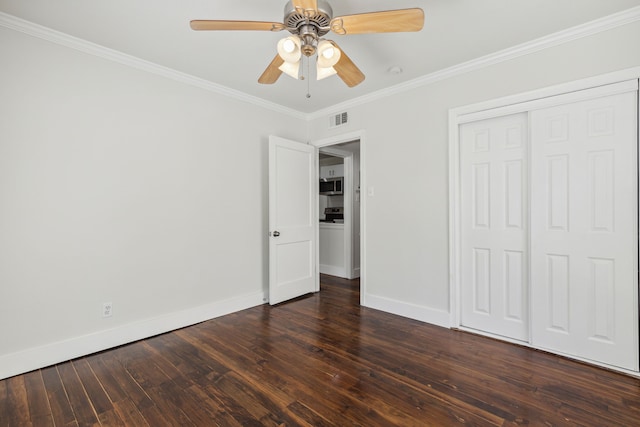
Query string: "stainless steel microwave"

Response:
xmin=319 ymin=177 xmax=343 ymax=195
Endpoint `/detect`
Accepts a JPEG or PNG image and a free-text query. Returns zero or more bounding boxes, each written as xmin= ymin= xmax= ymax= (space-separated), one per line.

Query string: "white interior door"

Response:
xmin=460 ymin=113 xmax=529 ymax=341
xmin=530 ymin=87 xmax=638 ymax=371
xmin=269 ymin=135 xmax=318 ymax=305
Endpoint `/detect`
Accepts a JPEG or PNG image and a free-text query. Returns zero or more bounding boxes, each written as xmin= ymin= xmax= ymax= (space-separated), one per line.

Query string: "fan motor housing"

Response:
xmin=283 ymin=0 xmax=333 ymax=37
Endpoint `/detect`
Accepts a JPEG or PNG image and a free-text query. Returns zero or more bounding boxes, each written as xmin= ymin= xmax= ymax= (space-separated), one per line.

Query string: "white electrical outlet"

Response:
xmin=102 ymin=302 xmax=113 ymax=318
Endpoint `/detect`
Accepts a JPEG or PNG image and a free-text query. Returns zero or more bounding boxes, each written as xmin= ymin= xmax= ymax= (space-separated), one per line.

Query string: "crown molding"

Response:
xmin=0 ymin=12 xmax=307 ymax=121
xmin=2 ymin=5 xmax=639 ymax=122
xmin=308 ymin=5 xmax=640 ymax=120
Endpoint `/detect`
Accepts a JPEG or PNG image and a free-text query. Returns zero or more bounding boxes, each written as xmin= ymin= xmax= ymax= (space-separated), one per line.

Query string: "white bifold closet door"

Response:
xmin=460 ymin=113 xmax=529 ymax=342
xmin=530 ymin=89 xmax=639 ymax=371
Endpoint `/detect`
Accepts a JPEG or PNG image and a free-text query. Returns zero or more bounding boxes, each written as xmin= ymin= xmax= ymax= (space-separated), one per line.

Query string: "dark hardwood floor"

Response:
xmin=2 ymin=275 xmax=640 ymax=426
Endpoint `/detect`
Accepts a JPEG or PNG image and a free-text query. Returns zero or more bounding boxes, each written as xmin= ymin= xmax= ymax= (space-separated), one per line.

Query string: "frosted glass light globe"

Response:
xmin=321 ymin=47 xmax=335 ymax=59
xmin=283 ymin=39 xmax=296 ymax=53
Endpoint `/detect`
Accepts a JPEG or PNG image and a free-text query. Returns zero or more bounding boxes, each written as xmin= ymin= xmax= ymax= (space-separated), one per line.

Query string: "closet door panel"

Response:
xmin=530 ymin=90 xmax=638 ymax=371
xmin=460 ymin=113 xmax=529 ymax=341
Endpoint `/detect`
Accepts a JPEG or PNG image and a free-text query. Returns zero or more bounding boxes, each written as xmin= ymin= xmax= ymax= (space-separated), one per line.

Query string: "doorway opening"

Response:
xmin=313 ymin=132 xmax=365 ymax=305
xmin=319 ymin=142 xmax=360 ymax=280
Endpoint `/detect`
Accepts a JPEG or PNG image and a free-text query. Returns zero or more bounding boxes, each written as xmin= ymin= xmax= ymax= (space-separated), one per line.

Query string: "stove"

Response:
xmin=321 ymin=207 xmax=344 ymax=223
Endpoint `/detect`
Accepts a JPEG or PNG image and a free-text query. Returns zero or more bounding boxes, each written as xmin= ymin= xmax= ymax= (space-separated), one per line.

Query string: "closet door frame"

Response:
xmin=448 ymin=67 xmax=640 ymax=376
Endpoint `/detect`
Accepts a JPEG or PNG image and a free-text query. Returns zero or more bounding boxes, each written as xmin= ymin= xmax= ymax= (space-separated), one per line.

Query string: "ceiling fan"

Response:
xmin=190 ymin=0 xmax=424 ymax=88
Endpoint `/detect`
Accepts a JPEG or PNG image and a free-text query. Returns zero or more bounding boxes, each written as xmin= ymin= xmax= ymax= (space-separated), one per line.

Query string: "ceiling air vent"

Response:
xmin=329 ymin=112 xmax=348 ymax=128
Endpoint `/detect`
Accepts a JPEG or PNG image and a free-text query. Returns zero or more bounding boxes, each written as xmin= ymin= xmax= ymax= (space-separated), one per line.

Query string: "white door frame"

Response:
xmin=312 ymin=130 xmax=366 ymax=305
xmin=448 ymin=67 xmax=640 ymax=375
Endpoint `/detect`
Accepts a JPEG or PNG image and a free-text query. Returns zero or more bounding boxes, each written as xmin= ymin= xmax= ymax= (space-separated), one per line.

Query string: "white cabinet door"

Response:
xmin=319 ymin=224 xmax=346 ymax=277
xmin=268 ymin=136 xmax=317 ymax=305
xmin=460 ymin=113 xmax=529 ymax=341
xmin=319 ymin=166 xmax=329 ymax=179
xmin=530 ymin=90 xmax=638 ymax=371
xmin=320 ymin=164 xmax=344 ymax=178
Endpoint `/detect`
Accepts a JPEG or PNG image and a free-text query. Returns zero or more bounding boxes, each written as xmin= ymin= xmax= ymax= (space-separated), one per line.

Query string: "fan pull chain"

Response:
xmin=306 ymin=56 xmax=311 ymax=98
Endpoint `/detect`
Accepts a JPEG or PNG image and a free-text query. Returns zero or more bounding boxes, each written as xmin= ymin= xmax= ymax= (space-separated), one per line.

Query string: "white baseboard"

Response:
xmin=0 ymin=291 xmax=266 ymax=380
xmin=319 ymin=264 xmax=347 ymax=278
xmin=363 ymin=293 xmax=451 ymax=328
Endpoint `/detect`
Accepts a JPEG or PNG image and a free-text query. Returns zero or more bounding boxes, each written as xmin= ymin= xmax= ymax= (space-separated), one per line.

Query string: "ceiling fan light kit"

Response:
xmin=190 ymin=0 xmax=424 ymax=88
xmin=279 ymin=58 xmax=301 ymax=79
xmin=316 ymin=65 xmax=338 ymax=81
xmin=316 ymin=39 xmax=340 ymax=81
xmin=317 ymin=40 xmax=340 ymax=68
xmin=280 ymin=37 xmax=300 ymax=56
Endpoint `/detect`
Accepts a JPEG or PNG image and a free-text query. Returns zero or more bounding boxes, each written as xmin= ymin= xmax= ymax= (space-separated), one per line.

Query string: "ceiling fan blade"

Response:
xmin=329 ymin=42 xmax=365 ymax=88
xmin=190 ymin=20 xmax=285 ymax=32
xmin=291 ymin=0 xmax=318 ymax=16
xmin=258 ymin=55 xmax=285 ymax=84
xmin=330 ymin=8 xmax=424 ymax=35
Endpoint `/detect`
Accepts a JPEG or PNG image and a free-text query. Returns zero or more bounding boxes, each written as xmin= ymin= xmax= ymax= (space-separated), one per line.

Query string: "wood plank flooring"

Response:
xmin=1 ymin=274 xmax=640 ymax=426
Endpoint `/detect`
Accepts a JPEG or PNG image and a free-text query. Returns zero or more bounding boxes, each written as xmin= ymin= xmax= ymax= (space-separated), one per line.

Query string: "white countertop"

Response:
xmin=319 ymin=222 xmax=344 ymax=228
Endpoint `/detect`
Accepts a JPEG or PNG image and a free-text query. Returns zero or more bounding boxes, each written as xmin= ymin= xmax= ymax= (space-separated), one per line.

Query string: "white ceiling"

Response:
xmin=2 ymin=0 xmax=640 ymax=113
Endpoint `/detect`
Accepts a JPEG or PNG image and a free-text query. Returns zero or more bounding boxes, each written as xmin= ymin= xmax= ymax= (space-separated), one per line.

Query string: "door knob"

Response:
xmin=272 ymin=231 xmax=280 ymax=237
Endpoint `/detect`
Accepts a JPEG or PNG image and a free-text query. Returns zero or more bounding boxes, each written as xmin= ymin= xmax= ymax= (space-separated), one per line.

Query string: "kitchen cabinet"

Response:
xmin=320 ymin=164 xmax=344 ymax=179
xmin=319 ymin=223 xmax=346 ymax=277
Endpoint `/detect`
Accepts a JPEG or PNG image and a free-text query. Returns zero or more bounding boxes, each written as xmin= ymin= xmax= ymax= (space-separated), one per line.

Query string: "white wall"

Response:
xmin=309 ymin=21 xmax=640 ymax=326
xmin=3 ymin=15 xmax=640 ymax=380
xmin=0 ymin=26 xmax=306 ymax=379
